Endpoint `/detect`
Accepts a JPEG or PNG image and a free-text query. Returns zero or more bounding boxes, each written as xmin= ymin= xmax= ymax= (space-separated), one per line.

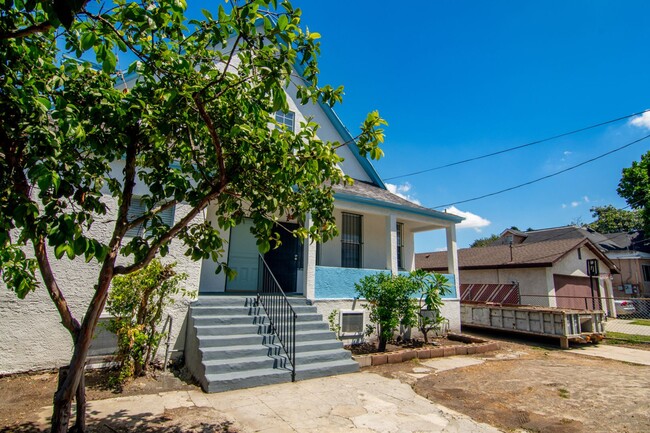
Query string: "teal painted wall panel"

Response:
xmin=314 ymin=266 xmax=457 ymax=299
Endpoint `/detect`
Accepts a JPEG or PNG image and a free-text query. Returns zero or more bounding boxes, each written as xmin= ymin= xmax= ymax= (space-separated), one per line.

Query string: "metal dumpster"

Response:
xmin=461 ymin=302 xmax=606 ymax=348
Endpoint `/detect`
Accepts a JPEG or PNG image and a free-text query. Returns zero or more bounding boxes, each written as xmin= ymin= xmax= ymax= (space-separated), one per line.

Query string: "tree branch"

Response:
xmin=192 ymin=94 xmax=226 ymax=187
xmin=33 ymin=237 xmax=81 ymax=338
xmin=0 ymin=21 xmax=52 ymax=40
xmin=126 ymin=200 xmax=178 ymax=230
xmin=114 ymin=185 xmax=226 ymax=275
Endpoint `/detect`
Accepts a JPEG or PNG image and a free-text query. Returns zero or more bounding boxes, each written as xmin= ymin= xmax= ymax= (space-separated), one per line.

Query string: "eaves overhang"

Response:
xmin=334 ymin=191 xmax=464 ymax=224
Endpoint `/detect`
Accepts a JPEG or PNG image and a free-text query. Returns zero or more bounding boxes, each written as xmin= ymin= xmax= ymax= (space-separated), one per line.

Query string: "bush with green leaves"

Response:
xmin=412 ymin=270 xmax=451 ymax=343
xmin=106 ymin=259 xmax=190 ymax=385
xmin=355 ymin=272 xmax=419 ymax=352
xmin=355 ymin=270 xmax=450 ymax=351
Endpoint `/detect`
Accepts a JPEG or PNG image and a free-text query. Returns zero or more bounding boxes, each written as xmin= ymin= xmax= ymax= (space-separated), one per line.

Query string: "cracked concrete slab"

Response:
xmin=37 ymin=372 xmax=500 ymax=432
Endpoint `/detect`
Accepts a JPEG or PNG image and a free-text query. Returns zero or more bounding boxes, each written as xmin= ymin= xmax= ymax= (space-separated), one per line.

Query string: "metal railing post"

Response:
xmin=256 ymin=254 xmax=297 ymax=382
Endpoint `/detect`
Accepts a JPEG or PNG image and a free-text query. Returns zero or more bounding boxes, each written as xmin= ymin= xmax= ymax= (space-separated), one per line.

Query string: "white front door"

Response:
xmin=226 ymin=219 xmax=259 ymax=292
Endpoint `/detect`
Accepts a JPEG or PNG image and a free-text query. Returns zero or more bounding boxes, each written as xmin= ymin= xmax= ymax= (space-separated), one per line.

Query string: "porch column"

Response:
xmin=386 ymin=214 xmax=398 ymax=275
xmin=303 ymin=212 xmax=317 ymax=300
xmin=445 ymin=225 xmax=460 ymax=295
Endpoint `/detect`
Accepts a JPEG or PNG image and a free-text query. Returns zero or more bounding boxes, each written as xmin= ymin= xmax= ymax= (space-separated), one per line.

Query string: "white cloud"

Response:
xmin=630 ymin=111 xmax=650 ymax=129
xmin=444 ymin=206 xmax=491 ymax=232
xmin=562 ymin=195 xmax=590 ymax=209
xmin=563 ymin=151 xmax=572 ymax=156
xmin=386 ymin=182 xmax=421 ymax=205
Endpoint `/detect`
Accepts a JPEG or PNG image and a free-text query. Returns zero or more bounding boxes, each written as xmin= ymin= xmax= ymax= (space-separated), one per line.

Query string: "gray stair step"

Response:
xmin=205 ymin=368 xmax=292 ymax=393
xmin=201 ymin=344 xmax=284 ymax=361
xmin=193 ymin=315 xmax=266 ymax=326
xmin=193 ymin=296 xmax=256 ymax=307
xmin=295 ymin=359 xmax=359 ymax=381
xmin=295 ymin=348 xmax=354 ymax=364
xmin=197 ymin=333 xmax=274 ymax=347
xmin=191 ymin=306 xmax=261 ymax=316
xmin=195 ymin=324 xmax=271 ymax=336
xmin=204 ymin=355 xmax=287 ymax=374
xmin=195 ymin=320 xmax=329 ymax=337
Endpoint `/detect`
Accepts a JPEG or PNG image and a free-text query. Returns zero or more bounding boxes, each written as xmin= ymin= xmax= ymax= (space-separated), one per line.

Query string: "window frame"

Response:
xmin=341 ymin=212 xmax=363 ymax=268
xmin=643 ymin=264 xmax=650 ymax=282
xmin=275 ymin=110 xmax=295 ymax=132
xmin=396 ymin=222 xmax=404 ymax=271
xmin=125 ymin=197 xmax=176 ymax=238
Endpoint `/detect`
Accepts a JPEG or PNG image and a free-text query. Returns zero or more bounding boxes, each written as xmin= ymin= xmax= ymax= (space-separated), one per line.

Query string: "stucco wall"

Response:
xmin=314 ymin=266 xmax=457 ymax=300
xmin=312 ymin=297 xmax=461 ymax=344
xmin=0 ymin=192 xmax=202 ymax=374
xmin=459 ymin=267 xmax=552 ymax=306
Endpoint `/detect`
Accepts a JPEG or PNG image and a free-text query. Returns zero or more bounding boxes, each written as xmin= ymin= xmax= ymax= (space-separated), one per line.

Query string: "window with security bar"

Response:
xmin=126 ymin=197 xmax=175 ymax=238
xmin=341 ymin=212 xmax=362 ymax=268
xmin=397 ymin=222 xmax=404 ymax=270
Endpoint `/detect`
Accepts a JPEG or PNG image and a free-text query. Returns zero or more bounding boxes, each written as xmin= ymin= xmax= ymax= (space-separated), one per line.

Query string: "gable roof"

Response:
xmin=417 ymin=238 xmax=619 ymax=273
xmin=496 ymin=225 xmax=626 ymax=251
xmin=332 ymin=180 xmax=463 ymax=223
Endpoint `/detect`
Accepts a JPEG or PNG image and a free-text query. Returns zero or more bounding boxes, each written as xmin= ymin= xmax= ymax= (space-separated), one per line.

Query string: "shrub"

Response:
xmin=412 ymin=270 xmax=451 ymax=343
xmin=355 ymin=270 xmax=451 ymax=351
xmin=106 ymin=259 xmax=190 ymax=386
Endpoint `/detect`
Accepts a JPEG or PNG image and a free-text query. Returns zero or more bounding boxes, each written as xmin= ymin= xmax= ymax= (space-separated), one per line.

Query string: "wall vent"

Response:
xmin=339 ymin=310 xmax=364 ymax=334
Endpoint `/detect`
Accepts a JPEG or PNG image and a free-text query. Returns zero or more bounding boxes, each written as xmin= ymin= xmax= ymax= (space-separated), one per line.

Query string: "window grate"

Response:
xmin=341 ymin=212 xmax=362 ymax=268
xmin=397 ymin=222 xmax=404 ymax=270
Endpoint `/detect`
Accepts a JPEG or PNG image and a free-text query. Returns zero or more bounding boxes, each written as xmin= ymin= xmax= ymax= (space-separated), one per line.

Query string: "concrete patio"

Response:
xmin=37 ymin=372 xmax=501 ymax=432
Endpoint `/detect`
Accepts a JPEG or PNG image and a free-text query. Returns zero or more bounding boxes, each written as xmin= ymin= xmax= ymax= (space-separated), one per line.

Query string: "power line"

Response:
xmin=432 ymin=133 xmax=650 ymax=209
xmin=385 ymin=108 xmax=650 ymax=181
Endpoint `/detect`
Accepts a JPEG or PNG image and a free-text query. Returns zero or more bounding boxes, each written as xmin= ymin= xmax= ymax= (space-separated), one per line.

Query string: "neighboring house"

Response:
xmin=492 ymin=226 xmax=650 ymax=298
xmin=416 ymin=237 xmax=619 ymax=315
xmin=0 ymin=56 xmax=463 ymax=389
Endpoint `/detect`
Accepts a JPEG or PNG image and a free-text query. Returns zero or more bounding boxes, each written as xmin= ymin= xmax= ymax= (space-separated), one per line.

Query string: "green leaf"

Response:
xmin=277 ymin=14 xmax=288 ymax=31
xmin=80 ymin=32 xmax=97 ymax=51
xmin=102 ymin=50 xmax=117 ymax=73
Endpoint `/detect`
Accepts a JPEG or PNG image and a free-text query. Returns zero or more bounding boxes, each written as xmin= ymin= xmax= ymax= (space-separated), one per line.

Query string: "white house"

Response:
xmin=0 ymin=56 xmax=463 ymax=392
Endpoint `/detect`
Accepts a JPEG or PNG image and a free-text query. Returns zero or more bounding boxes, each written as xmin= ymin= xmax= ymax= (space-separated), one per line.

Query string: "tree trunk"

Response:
xmin=73 ymin=371 xmax=86 ymax=433
xmin=52 ymin=367 xmax=74 ymax=433
xmin=378 ymin=336 xmax=387 ymax=352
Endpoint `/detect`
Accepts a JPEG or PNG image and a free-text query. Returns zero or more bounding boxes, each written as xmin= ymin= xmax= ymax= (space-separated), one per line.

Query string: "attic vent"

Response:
xmin=505 ymin=234 xmax=514 ymax=245
xmin=339 ymin=310 xmax=364 ymax=334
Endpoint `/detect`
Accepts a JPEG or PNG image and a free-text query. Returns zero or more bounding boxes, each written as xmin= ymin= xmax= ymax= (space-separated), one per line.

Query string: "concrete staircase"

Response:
xmin=185 ymin=296 xmax=359 ymax=392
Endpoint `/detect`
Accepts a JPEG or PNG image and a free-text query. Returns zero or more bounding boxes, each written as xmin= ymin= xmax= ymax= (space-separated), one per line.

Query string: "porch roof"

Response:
xmin=332 ymin=180 xmax=463 ymax=224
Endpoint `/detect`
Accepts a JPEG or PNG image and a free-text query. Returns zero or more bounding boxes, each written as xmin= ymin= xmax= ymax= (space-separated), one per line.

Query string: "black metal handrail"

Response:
xmin=257 ymin=254 xmax=297 ymax=382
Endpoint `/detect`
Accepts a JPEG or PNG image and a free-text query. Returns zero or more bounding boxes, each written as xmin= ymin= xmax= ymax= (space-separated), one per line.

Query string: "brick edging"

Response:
xmin=351 ymin=334 xmax=499 ymax=367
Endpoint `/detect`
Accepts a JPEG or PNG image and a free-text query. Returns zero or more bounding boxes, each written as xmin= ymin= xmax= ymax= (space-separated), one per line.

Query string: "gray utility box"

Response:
xmin=461 ymin=303 xmax=606 ymax=349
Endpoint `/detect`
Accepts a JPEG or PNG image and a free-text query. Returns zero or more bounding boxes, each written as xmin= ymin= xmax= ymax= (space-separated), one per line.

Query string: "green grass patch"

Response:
xmin=605 ymin=332 xmax=650 ymax=345
xmin=558 ymin=388 xmax=570 ymax=399
xmin=630 ymin=319 xmax=650 ymax=326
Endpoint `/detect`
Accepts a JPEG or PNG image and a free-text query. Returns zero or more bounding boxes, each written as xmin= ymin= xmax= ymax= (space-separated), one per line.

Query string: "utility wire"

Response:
xmin=432 ymin=133 xmax=650 ymax=209
xmin=385 ymin=108 xmax=650 ymax=181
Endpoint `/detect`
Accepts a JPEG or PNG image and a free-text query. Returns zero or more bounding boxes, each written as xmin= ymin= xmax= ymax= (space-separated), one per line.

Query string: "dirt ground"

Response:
xmin=2 ymin=334 xmax=649 ymax=433
xmin=0 ymin=367 xmax=237 ymax=433
xmin=370 ymin=332 xmax=650 ymax=433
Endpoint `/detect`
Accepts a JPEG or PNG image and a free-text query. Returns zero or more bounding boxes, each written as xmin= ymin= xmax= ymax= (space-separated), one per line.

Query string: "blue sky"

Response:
xmin=287 ymin=0 xmax=650 ymax=251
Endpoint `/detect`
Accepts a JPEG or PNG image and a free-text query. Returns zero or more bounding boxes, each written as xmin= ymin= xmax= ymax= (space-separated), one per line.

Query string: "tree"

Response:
xmin=618 ymin=151 xmax=650 ymax=234
xmin=587 ymin=205 xmax=642 ymax=234
xmin=470 ymin=234 xmax=500 ymax=248
xmin=0 ymin=1 xmax=386 ymax=432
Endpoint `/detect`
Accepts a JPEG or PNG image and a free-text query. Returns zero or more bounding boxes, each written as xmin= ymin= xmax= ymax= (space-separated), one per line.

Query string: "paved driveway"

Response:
xmin=605 ymin=319 xmax=650 ymax=335
xmin=41 ymin=372 xmax=501 ymax=433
